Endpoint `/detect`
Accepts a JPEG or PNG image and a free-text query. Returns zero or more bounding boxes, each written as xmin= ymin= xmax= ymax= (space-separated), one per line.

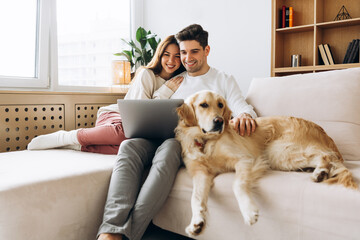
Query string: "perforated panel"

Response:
xmin=75 ymin=104 xmax=106 ymax=129
xmin=0 ymin=105 xmax=65 ymax=152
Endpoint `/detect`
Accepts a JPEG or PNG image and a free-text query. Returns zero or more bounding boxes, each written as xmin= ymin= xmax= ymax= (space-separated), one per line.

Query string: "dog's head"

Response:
xmin=177 ymin=90 xmax=232 ymax=135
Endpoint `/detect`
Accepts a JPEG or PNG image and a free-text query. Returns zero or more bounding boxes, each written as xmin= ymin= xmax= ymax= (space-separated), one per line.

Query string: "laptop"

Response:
xmin=117 ymin=99 xmax=184 ymax=139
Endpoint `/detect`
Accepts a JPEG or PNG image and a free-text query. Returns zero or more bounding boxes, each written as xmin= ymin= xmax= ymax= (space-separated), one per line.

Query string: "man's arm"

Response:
xmin=223 ymin=75 xmax=257 ymax=136
xmin=223 ymin=75 xmax=257 ymax=119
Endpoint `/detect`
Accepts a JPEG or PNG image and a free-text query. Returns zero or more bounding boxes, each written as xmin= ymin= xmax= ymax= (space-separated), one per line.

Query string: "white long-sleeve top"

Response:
xmin=171 ymin=67 xmax=257 ymax=118
xmin=97 ymin=68 xmax=174 ymax=118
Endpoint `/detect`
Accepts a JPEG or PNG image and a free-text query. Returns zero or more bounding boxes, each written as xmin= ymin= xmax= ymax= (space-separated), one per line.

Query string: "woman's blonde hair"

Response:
xmin=145 ymin=35 xmax=185 ymax=77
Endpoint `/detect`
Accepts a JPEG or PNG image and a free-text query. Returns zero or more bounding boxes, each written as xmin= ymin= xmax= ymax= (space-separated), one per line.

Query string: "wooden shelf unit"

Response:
xmin=271 ymin=0 xmax=360 ymax=76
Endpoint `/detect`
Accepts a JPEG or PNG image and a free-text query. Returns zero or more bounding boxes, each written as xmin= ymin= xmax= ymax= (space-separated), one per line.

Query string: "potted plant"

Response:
xmin=114 ymin=27 xmax=161 ymax=72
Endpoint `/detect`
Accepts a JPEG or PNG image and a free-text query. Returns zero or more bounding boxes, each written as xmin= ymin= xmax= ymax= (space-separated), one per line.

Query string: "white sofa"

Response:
xmin=1 ymin=68 xmax=360 ymax=240
xmin=153 ymin=67 xmax=360 ymax=240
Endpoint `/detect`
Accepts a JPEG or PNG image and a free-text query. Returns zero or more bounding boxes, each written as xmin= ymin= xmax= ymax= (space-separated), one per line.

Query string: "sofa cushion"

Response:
xmin=154 ymin=163 xmax=360 ymax=240
xmin=245 ymin=68 xmax=360 ymax=161
xmin=0 ymin=149 xmax=115 ymax=240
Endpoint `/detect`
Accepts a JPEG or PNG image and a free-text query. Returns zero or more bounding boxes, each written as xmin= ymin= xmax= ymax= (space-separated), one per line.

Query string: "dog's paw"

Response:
xmin=185 ymin=218 xmax=206 ymax=237
xmin=312 ymin=168 xmax=329 ymax=182
xmin=242 ymin=204 xmax=259 ymax=226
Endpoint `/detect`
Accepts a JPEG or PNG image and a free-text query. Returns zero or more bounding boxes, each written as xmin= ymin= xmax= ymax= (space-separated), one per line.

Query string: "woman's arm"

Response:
xmin=153 ymin=76 xmax=183 ymax=99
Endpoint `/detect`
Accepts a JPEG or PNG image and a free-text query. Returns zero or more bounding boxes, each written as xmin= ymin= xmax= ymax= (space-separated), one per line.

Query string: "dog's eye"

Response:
xmin=218 ymin=102 xmax=224 ymax=108
xmin=200 ymin=103 xmax=208 ymax=108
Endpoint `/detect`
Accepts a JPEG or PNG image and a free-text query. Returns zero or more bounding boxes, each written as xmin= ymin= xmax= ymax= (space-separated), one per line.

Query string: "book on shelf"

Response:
xmin=347 ymin=39 xmax=359 ymax=63
xmin=289 ymin=7 xmax=293 ymax=27
xmin=355 ymin=39 xmax=360 ymax=63
xmin=323 ymin=44 xmax=335 ymax=65
xmin=285 ymin=7 xmax=290 ymax=27
xmin=318 ymin=44 xmax=330 ymax=65
xmin=279 ymin=5 xmax=293 ymax=28
xmin=343 ymin=40 xmax=355 ymax=63
xmin=282 ymin=5 xmax=286 ymax=28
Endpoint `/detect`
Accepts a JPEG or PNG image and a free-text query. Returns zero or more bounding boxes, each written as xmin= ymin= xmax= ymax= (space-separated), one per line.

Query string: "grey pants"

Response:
xmin=97 ymin=138 xmax=182 ymax=240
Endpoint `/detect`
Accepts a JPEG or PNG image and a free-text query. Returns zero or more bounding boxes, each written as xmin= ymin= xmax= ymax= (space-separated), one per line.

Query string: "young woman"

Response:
xmin=27 ymin=35 xmax=185 ymax=154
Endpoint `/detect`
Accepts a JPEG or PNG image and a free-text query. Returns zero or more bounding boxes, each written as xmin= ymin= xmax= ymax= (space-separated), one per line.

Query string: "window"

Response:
xmin=0 ymin=0 xmax=132 ymax=91
xmin=56 ymin=0 xmax=131 ymax=87
xmin=0 ymin=0 xmax=50 ymax=88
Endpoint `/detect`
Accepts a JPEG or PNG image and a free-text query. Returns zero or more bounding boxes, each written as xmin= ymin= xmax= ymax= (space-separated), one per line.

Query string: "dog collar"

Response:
xmin=194 ymin=139 xmax=204 ymax=148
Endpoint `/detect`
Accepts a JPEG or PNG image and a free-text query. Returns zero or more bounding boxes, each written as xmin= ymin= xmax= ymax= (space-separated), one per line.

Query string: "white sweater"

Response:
xmin=97 ymin=68 xmax=174 ymax=117
xmin=97 ymin=67 xmax=256 ymax=119
xmin=171 ymin=67 xmax=257 ymax=118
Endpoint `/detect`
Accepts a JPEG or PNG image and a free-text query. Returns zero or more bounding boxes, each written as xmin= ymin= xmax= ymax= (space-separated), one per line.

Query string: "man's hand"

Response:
xmin=229 ymin=113 xmax=256 ymax=136
xmin=165 ymin=76 xmax=183 ymax=92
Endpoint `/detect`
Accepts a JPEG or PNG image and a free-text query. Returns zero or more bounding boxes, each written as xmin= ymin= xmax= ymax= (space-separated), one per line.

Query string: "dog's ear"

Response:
xmin=176 ymin=103 xmax=197 ymax=126
xmin=223 ymin=103 xmax=233 ymax=124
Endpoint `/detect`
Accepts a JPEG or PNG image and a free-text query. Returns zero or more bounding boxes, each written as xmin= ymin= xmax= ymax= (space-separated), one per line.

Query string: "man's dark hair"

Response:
xmin=175 ymin=24 xmax=208 ymax=49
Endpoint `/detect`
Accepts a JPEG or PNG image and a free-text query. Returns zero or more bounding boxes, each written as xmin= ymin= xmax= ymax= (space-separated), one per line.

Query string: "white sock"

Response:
xmin=63 ymin=144 xmax=82 ymax=151
xmin=28 ymin=130 xmax=80 ymax=150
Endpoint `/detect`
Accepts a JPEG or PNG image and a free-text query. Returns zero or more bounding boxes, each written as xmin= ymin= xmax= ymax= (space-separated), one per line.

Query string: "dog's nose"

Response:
xmin=213 ymin=117 xmax=224 ymax=128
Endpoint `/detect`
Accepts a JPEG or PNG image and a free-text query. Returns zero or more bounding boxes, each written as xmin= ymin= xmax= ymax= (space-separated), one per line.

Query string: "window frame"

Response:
xmin=0 ymin=0 xmax=50 ymax=89
xmin=0 ymin=0 xmax=140 ymax=93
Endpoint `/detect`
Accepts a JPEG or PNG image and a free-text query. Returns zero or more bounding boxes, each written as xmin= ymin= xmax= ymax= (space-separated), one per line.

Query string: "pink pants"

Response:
xmin=77 ymin=112 xmax=127 ymax=154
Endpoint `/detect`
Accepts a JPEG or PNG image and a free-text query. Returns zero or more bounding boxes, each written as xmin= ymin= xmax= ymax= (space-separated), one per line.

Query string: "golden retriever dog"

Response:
xmin=175 ymin=90 xmax=357 ymax=237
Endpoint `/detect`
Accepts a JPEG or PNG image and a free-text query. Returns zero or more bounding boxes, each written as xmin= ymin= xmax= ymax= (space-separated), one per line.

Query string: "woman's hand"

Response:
xmin=165 ymin=76 xmax=183 ymax=92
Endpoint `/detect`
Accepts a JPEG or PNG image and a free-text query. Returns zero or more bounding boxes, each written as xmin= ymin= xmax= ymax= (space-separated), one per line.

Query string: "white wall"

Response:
xmin=142 ymin=0 xmax=271 ymax=94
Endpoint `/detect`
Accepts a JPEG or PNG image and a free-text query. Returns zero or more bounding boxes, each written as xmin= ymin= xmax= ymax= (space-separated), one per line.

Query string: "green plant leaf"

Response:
xmin=123 ymin=50 xmax=133 ymax=59
xmin=121 ymin=39 xmax=139 ymax=52
xmin=144 ymin=50 xmax=153 ymax=65
xmin=147 ymin=37 xmax=158 ymax=51
xmin=135 ymin=55 xmax=144 ymax=66
xmin=121 ymin=38 xmax=132 ymax=48
xmin=124 ymin=39 xmax=142 ymax=56
xmin=136 ymin=27 xmax=148 ymax=49
xmin=115 ymin=27 xmax=160 ymax=71
xmin=114 ymin=52 xmax=130 ymax=59
xmin=128 ymin=40 xmax=139 ymax=50
xmin=134 ymin=48 xmax=142 ymax=56
xmin=136 ymin=27 xmax=146 ymax=42
xmin=145 ymin=31 xmax=158 ymax=51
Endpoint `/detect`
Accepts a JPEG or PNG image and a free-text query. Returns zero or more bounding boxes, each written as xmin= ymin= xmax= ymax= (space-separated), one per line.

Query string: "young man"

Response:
xmin=97 ymin=24 xmax=256 ymax=240
xmin=172 ymin=24 xmax=256 ymax=135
